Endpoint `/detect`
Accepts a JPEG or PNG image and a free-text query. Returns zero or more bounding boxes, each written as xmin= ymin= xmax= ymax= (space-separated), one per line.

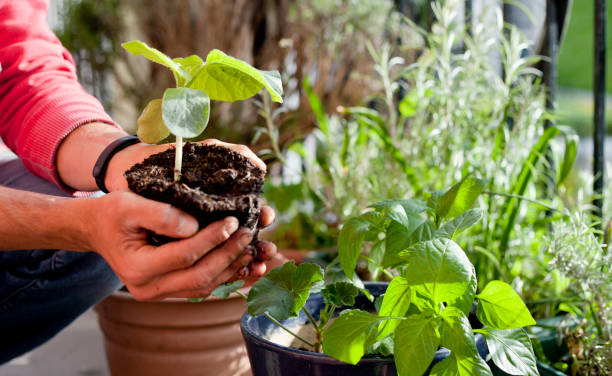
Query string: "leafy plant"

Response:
xmin=122 ymin=41 xmax=283 ymax=180
xmin=543 ymin=211 xmax=611 ymax=375
xmin=216 ymin=178 xmax=540 ymax=375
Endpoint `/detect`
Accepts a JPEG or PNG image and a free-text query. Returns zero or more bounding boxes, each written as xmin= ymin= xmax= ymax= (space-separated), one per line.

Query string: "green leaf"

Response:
xmin=402 ymin=238 xmax=475 ymax=307
xmin=430 ymin=353 xmax=492 ymax=376
xmin=173 ymin=55 xmax=204 ymax=75
xmin=122 ymin=40 xmax=187 ymax=84
xmin=398 ymin=89 xmax=419 ymax=118
xmin=476 ymin=280 xmax=536 ymax=329
xmin=557 ymin=125 xmax=578 ymax=185
xmin=479 ymin=328 xmax=539 ymax=376
xmin=436 ymin=209 xmax=483 ymax=239
xmin=377 ymin=276 xmax=411 ymax=340
xmin=162 ymin=88 xmax=210 ymax=138
xmin=136 ymin=99 xmax=170 ymax=144
xmin=394 ymin=315 xmax=440 ymax=376
xmin=383 ymin=219 xmax=431 ymax=268
xmin=440 ymin=307 xmax=478 ymax=357
xmin=367 ymin=239 xmax=385 ymax=278
xmin=368 ymin=335 xmax=394 ymax=357
xmin=321 ymin=282 xmax=360 ymax=307
xmin=189 ymin=49 xmax=283 ymax=103
xmin=436 ymin=177 xmax=487 ymax=219
xmin=304 ymin=78 xmax=328 ymax=136
xmin=322 ymin=309 xmax=380 ymax=365
xmin=246 ymin=261 xmax=323 ymax=321
xmin=448 ymin=267 xmax=477 ymax=315
xmin=338 ymin=211 xmax=381 ymax=279
xmin=211 ymin=280 xmax=245 ymax=299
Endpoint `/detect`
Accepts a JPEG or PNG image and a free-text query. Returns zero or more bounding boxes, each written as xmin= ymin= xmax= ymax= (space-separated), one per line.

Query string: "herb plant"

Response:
xmin=122 ymin=41 xmax=283 ymax=180
xmin=216 ymin=178 xmax=541 ymax=376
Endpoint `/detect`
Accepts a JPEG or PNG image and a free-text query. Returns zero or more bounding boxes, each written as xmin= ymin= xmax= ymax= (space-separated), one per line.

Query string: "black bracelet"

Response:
xmin=92 ymin=135 xmax=140 ymax=193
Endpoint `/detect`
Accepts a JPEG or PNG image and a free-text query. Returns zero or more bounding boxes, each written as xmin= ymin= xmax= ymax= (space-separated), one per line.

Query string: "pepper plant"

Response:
xmin=122 ymin=40 xmax=283 ymax=181
xmin=216 ymin=177 xmax=540 ymax=375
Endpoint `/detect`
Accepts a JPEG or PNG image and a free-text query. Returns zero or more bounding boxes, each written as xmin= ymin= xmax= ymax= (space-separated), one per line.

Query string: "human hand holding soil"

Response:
xmin=83 ymin=190 xmax=276 ymax=301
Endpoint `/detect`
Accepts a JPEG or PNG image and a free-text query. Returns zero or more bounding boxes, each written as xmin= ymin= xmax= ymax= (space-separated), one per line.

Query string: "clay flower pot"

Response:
xmin=95 ymin=289 xmax=251 ymax=376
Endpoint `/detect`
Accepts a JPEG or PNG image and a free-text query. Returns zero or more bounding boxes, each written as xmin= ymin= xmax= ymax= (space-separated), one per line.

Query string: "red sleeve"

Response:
xmin=0 ymin=0 xmax=120 ymax=186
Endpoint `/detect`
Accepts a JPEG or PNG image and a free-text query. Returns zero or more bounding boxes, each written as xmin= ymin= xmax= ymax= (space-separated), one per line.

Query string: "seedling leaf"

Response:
xmin=436 ymin=209 xmax=483 ymax=239
xmin=162 ymin=88 xmax=210 ymax=138
xmin=189 ymin=49 xmax=283 ymax=103
xmin=122 ymin=40 xmax=187 ymax=84
xmin=137 ymin=99 xmax=170 ymax=144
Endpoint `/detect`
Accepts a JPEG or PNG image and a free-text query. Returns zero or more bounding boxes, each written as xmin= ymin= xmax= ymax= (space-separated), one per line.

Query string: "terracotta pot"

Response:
xmin=95 ymin=289 xmax=251 ymax=376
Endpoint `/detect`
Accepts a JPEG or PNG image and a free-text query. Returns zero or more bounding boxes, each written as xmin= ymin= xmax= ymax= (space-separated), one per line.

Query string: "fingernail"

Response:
xmin=178 ymin=216 xmax=198 ymax=237
xmin=223 ymin=217 xmax=239 ymax=239
xmin=238 ymin=266 xmax=249 ymax=277
xmin=245 ymin=245 xmax=256 ymax=257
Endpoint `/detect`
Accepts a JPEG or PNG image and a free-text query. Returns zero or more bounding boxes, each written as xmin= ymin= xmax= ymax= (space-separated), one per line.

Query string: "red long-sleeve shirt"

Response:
xmin=0 ymin=0 xmax=118 ymax=187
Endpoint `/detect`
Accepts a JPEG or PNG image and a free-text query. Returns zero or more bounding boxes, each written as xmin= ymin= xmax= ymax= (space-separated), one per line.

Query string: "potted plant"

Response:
xmin=214 ymin=177 xmax=541 ymax=375
xmin=95 ymin=41 xmax=283 ymax=376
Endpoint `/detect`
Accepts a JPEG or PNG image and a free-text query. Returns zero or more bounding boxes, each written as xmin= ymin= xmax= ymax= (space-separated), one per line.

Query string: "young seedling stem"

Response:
xmin=174 ymin=136 xmax=183 ymax=182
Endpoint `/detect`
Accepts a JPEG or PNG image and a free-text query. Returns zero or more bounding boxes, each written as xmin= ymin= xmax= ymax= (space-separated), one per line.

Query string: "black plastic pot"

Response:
xmin=241 ymin=282 xmax=488 ymax=376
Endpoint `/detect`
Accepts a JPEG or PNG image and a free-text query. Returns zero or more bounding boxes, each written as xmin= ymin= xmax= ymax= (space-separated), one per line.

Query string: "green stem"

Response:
xmin=302 ymin=307 xmax=320 ymax=332
xmin=262 ymin=94 xmax=285 ymax=164
xmin=265 ymin=312 xmax=315 ymax=349
xmin=482 ymin=190 xmax=559 ymax=213
xmin=174 ymin=136 xmax=183 ymax=182
xmin=360 ymin=255 xmax=394 ymax=279
xmin=236 ymin=291 xmax=315 ymax=349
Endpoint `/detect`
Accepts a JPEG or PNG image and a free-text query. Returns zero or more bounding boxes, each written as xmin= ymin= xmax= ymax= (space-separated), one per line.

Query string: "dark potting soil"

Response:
xmin=125 ymin=143 xmax=265 ymax=243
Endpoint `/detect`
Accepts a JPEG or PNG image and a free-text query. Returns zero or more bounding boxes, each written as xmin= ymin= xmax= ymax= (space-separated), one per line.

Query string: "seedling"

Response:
xmin=216 ymin=177 xmax=541 ymax=376
xmin=122 ymin=41 xmax=283 ymax=181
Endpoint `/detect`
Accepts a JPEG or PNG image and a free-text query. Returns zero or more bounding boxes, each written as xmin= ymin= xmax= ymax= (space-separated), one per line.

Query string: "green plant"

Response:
xmin=542 ymin=211 xmax=611 ymax=375
xmin=121 ymin=41 xmax=283 ymax=180
xmin=216 ymin=178 xmax=540 ymax=376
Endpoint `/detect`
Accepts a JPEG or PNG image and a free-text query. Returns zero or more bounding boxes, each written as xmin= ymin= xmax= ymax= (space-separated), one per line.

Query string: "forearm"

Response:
xmin=56 ymin=122 xmax=171 ymax=192
xmin=0 ymin=186 xmax=91 ymax=252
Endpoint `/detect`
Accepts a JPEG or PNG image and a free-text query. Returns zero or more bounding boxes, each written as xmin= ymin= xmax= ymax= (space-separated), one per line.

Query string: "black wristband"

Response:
xmin=92 ymin=135 xmax=140 ymax=193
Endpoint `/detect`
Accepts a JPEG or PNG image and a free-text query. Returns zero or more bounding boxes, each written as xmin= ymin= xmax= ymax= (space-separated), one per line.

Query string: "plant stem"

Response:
xmin=302 ymin=307 xmax=320 ymax=332
xmin=262 ymin=94 xmax=285 ymax=164
xmin=235 ymin=291 xmax=316 ymax=349
xmin=264 ymin=312 xmax=315 ymax=349
xmin=482 ymin=190 xmax=559 ymax=213
xmin=360 ymin=255 xmax=394 ymax=279
xmin=174 ymin=136 xmax=183 ymax=182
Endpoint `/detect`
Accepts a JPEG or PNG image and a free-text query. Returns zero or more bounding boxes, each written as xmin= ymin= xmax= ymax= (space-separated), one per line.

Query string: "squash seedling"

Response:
xmin=122 ymin=40 xmax=283 ymax=181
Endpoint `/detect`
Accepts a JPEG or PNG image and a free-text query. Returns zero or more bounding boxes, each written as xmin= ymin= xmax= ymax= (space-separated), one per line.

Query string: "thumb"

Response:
xmin=119 ymin=192 xmax=199 ymax=238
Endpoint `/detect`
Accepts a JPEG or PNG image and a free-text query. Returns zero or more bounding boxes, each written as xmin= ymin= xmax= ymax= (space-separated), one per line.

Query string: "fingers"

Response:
xmin=129 ymin=228 xmax=254 ymax=301
xmin=120 ymin=192 xmax=200 ymax=238
xmin=258 ymin=205 xmax=275 ymax=229
xmin=167 ymin=248 xmax=255 ymax=299
xmin=200 ymin=139 xmax=266 ymax=172
xmin=255 ymin=240 xmax=277 ymax=262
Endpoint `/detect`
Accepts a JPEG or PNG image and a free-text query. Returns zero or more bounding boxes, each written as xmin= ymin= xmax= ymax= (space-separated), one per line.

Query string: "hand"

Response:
xmin=83 ymin=191 xmax=275 ymax=301
xmin=105 ymin=138 xmax=266 ymax=192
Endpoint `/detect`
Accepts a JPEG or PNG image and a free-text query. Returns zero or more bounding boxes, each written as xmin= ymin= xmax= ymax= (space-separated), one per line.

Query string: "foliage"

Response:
xmin=544 ymin=211 xmax=611 ymax=375
xmin=122 ymin=41 xmax=282 ymax=180
xmin=220 ymin=179 xmax=540 ymax=376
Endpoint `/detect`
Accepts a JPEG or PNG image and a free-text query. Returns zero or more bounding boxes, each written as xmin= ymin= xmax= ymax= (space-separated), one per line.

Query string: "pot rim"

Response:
xmin=108 ymin=287 xmax=250 ymax=303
